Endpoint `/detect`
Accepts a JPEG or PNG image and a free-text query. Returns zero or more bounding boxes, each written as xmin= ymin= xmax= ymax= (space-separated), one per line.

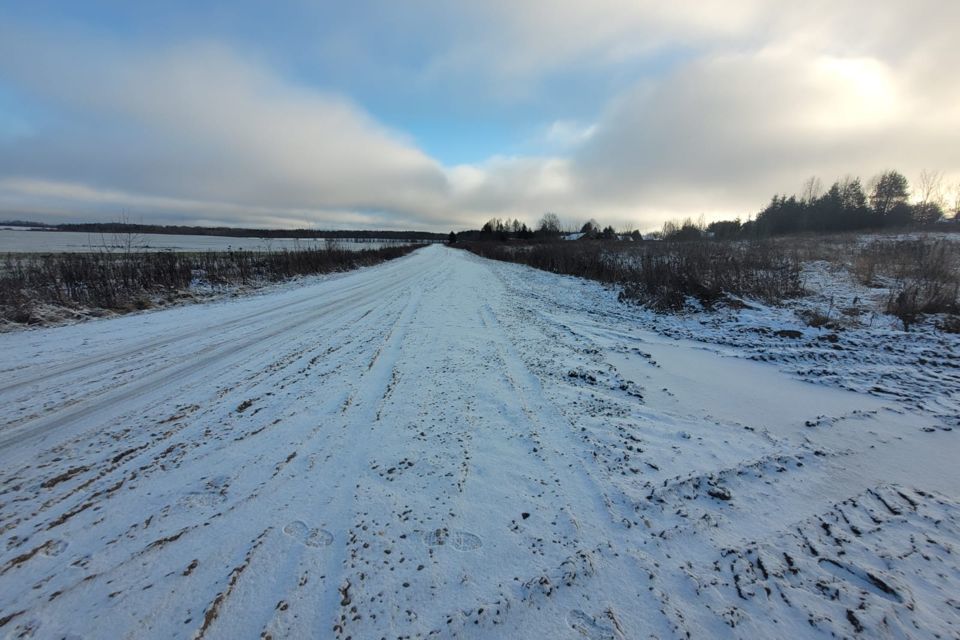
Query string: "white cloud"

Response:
xmin=567 ymin=32 xmax=960 ymax=228
xmin=543 ymin=120 xmax=598 ymax=148
xmin=424 ymin=1 xmax=769 ymax=78
xmin=0 ymin=29 xmax=461 ymax=228
xmin=0 ymin=3 xmax=958 ymax=232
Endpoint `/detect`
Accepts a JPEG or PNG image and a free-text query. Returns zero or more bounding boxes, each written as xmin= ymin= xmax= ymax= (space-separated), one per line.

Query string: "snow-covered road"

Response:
xmin=1 ymin=244 xmax=958 ymax=638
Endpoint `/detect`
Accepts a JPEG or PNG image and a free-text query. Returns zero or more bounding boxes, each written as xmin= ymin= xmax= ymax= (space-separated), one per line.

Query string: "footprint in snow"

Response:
xmin=41 ymin=539 xmax=68 ymax=557
xmin=283 ymin=520 xmax=334 ymax=548
xmin=422 ymin=528 xmax=482 ymax=551
xmin=568 ymin=610 xmax=616 ymax=640
xmin=176 ymin=475 xmax=230 ymax=509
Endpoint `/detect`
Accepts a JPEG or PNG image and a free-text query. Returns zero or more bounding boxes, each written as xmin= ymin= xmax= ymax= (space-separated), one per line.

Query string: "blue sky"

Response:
xmin=0 ymin=1 xmax=958 ymax=231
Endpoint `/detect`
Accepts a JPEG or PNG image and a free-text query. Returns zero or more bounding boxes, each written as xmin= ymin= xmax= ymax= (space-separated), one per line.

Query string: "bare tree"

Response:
xmin=917 ymin=169 xmax=945 ymax=207
xmin=96 ymin=213 xmax=145 ymax=254
xmin=911 ymin=170 xmax=946 ymax=225
xmin=537 ymin=212 xmax=562 ymax=235
xmin=800 ymin=176 xmax=823 ymax=203
xmin=619 ymin=225 xmax=642 ymax=240
xmin=951 ymin=181 xmax=960 ymax=221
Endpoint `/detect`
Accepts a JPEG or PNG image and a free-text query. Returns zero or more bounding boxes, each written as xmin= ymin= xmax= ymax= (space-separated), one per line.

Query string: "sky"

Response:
xmin=0 ymin=1 xmax=958 ymax=232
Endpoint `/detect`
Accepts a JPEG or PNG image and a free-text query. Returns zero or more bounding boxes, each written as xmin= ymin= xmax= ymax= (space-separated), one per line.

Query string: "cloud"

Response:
xmin=542 ymin=120 xmax=597 ymax=149
xmin=0 ymin=27 xmax=462 ymax=228
xmin=571 ymin=38 xmax=960 ymax=227
xmin=0 ymin=3 xmax=958 ymax=232
xmin=0 ymin=177 xmax=383 ymax=229
xmin=423 ymin=1 xmax=767 ymax=78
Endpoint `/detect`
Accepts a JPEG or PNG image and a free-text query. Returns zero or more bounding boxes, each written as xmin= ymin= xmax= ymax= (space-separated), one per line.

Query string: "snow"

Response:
xmin=0 ymin=228 xmax=425 ymax=253
xmin=0 ymin=244 xmax=958 ymax=638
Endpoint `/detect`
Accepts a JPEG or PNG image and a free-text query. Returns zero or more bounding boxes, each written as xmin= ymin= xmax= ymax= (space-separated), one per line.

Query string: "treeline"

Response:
xmin=0 ymin=220 xmax=51 ymax=227
xmin=450 ymin=214 xmax=643 ymax=243
xmin=699 ymin=170 xmax=958 ymax=240
xmin=12 ymin=221 xmax=445 ymax=241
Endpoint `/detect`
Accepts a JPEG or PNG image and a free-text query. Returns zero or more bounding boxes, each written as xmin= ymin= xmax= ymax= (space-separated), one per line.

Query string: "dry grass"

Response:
xmin=1 ymin=244 xmax=419 ymax=325
xmin=852 ymin=238 xmax=960 ymax=329
xmin=461 ymin=240 xmax=804 ymax=311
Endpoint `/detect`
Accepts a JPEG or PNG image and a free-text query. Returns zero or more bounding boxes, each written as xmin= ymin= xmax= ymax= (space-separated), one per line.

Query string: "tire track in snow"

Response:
xmin=472 ymin=302 xmax=665 ymax=633
xmin=0 ymin=251 xmax=433 ymax=450
xmin=0 ymin=252 xmax=440 ymax=638
xmin=0 ymin=255 xmax=424 ymax=395
xmin=4 ymin=306 xmax=376 ymax=538
xmin=218 ymin=273 xmax=436 ymax=639
xmin=2 ymin=246 xmax=959 ymax=639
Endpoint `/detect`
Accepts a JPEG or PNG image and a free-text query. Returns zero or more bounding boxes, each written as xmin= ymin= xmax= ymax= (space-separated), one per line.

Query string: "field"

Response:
xmin=0 ymin=241 xmax=958 ymax=638
xmin=0 ymin=228 xmax=424 ymax=253
xmin=460 ymin=233 xmax=960 ymax=325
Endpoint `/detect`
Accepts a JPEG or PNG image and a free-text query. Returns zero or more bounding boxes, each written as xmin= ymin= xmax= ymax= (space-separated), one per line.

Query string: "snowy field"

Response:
xmin=0 ymin=244 xmax=958 ymax=638
xmin=0 ymin=228 xmax=423 ymax=253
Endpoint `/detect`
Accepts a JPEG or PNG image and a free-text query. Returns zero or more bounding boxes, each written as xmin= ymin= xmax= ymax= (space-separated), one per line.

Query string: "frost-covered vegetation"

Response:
xmin=851 ymin=237 xmax=960 ymax=329
xmin=459 ymin=233 xmax=960 ymax=332
xmin=0 ymin=244 xmax=419 ymax=326
xmin=461 ymin=239 xmax=804 ymax=311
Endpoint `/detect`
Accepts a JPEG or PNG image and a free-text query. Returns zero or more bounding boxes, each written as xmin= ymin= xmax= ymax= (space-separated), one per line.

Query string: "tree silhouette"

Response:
xmin=537 ymin=213 xmax=562 ymax=235
xmin=869 ymin=171 xmax=910 ymax=221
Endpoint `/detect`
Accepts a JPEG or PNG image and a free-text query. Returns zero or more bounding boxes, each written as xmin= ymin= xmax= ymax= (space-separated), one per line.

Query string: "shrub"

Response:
xmin=853 ymin=238 xmax=960 ymax=329
xmin=937 ymin=315 xmax=960 ymax=334
xmin=1 ymin=244 xmax=420 ymax=324
xmin=459 ymin=240 xmax=803 ymax=312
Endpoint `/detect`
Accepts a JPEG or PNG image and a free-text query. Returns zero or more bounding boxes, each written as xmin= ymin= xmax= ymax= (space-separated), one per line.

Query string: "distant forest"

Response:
xmin=693 ymin=169 xmax=959 ymax=241
xmin=450 ymin=169 xmax=959 ymax=244
xmin=0 ymin=220 xmax=446 ymax=241
xmin=6 ymin=169 xmax=959 ymax=245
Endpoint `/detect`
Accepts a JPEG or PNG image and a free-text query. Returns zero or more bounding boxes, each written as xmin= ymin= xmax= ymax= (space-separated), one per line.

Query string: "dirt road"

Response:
xmin=1 ymin=245 xmax=957 ymax=638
